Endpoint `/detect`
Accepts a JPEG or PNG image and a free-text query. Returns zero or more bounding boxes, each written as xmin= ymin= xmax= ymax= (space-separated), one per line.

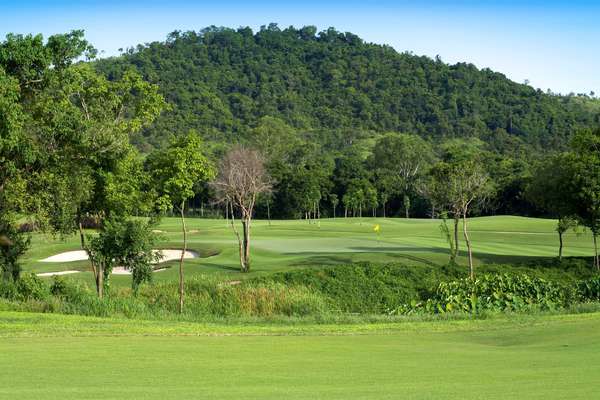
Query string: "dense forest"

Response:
xmin=92 ymin=25 xmax=600 ymax=219
xmin=97 ymin=24 xmax=599 ymax=152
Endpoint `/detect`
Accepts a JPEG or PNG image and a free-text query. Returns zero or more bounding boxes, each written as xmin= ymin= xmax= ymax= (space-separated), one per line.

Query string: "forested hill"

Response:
xmin=96 ymin=24 xmax=599 ymax=152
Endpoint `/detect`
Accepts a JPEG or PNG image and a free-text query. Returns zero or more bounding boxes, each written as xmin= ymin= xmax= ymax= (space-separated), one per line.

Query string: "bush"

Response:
xmin=405 ymin=274 xmax=576 ymax=314
xmin=578 ymin=276 xmax=600 ymax=301
xmin=255 ymin=263 xmax=457 ymax=313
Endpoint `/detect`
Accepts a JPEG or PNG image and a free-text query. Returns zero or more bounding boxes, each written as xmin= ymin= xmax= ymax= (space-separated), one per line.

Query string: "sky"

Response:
xmin=1 ymin=0 xmax=599 ymax=95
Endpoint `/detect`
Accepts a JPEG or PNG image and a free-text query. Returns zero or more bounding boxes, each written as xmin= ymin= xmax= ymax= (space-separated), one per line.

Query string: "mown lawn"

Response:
xmin=22 ymin=216 xmax=595 ymax=288
xmin=1 ymin=311 xmax=599 ymax=399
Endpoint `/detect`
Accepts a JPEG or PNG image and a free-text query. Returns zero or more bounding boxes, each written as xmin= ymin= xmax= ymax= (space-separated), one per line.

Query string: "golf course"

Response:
xmin=23 ymin=215 xmax=595 ymax=282
xmin=0 ymin=215 xmax=598 ymax=399
xmin=3 ymin=7 xmax=600 ymax=398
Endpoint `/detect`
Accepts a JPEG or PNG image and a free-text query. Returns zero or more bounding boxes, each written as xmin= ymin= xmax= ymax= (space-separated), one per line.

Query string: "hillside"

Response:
xmin=96 ymin=24 xmax=598 ymax=152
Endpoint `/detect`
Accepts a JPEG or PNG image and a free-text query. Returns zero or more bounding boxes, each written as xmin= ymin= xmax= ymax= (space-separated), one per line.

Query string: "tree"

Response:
xmin=370 ymin=133 xmax=435 ymax=218
xmin=564 ymin=128 xmax=600 ymax=270
xmin=213 ymin=147 xmax=271 ymax=272
xmin=431 ymin=158 xmax=493 ymax=276
xmin=329 ymin=193 xmax=339 ymax=218
xmin=525 ymin=154 xmax=577 ymax=260
xmin=86 ymin=217 xmax=161 ymax=297
xmin=146 ymin=133 xmax=215 ymax=311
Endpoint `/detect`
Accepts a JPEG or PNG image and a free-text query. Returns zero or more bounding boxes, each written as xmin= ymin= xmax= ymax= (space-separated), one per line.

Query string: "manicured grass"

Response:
xmin=1 ymin=311 xmax=599 ymax=399
xmin=22 ymin=216 xmax=596 ymax=287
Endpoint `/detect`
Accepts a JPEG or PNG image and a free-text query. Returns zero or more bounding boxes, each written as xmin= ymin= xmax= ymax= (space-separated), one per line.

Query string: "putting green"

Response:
xmin=22 ymin=216 xmax=596 ymax=286
xmin=1 ymin=311 xmax=599 ymax=399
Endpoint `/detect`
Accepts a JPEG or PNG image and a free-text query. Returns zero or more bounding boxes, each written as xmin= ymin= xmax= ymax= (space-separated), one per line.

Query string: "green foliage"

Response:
xmin=86 ymin=217 xmax=161 ymax=292
xmin=0 ymin=217 xmax=30 ymax=281
xmin=96 ymin=26 xmax=597 ymax=152
xmin=578 ymin=276 xmax=600 ymax=301
xmin=430 ymin=274 xmax=575 ymax=313
xmin=145 ymin=132 xmax=215 ymax=212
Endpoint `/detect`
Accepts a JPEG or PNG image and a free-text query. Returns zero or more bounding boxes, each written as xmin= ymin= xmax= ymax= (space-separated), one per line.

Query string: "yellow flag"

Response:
xmin=373 ymin=224 xmax=380 ymax=233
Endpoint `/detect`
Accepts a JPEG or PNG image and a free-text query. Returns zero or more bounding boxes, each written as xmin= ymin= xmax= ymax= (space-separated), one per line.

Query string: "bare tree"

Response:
xmin=212 ymin=147 xmax=271 ymax=272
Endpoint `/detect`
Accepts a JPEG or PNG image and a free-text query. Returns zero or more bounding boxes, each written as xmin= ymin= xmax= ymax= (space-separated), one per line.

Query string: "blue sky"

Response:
xmin=1 ymin=0 xmax=599 ymax=95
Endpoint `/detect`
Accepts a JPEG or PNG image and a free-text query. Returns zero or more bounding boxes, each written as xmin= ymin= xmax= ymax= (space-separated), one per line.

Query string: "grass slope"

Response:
xmin=21 ymin=216 xmax=596 ymax=287
xmin=1 ymin=311 xmax=599 ymax=399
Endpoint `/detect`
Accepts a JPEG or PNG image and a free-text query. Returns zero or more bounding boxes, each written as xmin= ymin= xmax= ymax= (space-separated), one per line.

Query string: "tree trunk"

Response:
xmin=382 ymin=202 xmax=386 ymax=218
xmin=558 ymin=231 xmax=564 ymax=261
xmin=178 ymin=201 xmax=187 ymax=313
xmin=333 ymin=205 xmax=336 ymax=219
xmin=344 ymin=207 xmax=348 ymax=218
xmin=95 ymin=264 xmax=104 ymax=298
xmin=462 ymin=211 xmax=474 ymax=279
xmin=267 ymin=199 xmax=271 ymax=226
xmin=453 ymin=214 xmax=460 ymax=262
xmin=431 ymin=205 xmax=435 ymax=219
xmin=241 ymin=216 xmax=251 ymax=272
xmin=229 ymin=202 xmax=245 ymax=272
xmin=594 ymin=233 xmax=599 ymax=271
xmin=403 ymin=194 xmax=410 ymax=219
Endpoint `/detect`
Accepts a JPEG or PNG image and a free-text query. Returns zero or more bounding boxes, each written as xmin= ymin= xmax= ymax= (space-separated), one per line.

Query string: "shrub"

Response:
xmin=14 ymin=273 xmax=50 ymax=301
xmin=578 ymin=276 xmax=600 ymax=301
xmin=407 ymin=274 xmax=576 ymax=314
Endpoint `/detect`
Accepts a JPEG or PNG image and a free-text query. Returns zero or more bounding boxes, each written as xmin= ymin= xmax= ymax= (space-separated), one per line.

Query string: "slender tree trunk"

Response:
xmin=382 ymin=202 xmax=386 ymax=218
xmin=453 ymin=214 xmax=460 ymax=261
xmin=431 ymin=205 xmax=435 ymax=219
xmin=242 ymin=216 xmax=251 ymax=272
xmin=229 ymin=202 xmax=245 ymax=272
xmin=462 ymin=210 xmax=474 ymax=279
xmin=267 ymin=199 xmax=271 ymax=226
xmin=558 ymin=231 xmax=564 ymax=261
xmin=225 ymin=201 xmax=229 ymax=227
xmin=178 ymin=201 xmax=187 ymax=313
xmin=594 ymin=233 xmax=599 ymax=271
xmin=97 ymin=265 xmax=104 ymax=298
xmin=344 ymin=207 xmax=348 ymax=218
xmin=333 ymin=205 xmax=336 ymax=219
xmin=404 ymin=194 xmax=410 ymax=219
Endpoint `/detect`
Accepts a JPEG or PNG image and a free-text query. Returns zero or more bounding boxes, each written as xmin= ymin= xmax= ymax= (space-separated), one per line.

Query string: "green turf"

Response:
xmin=1 ymin=311 xmax=599 ymax=399
xmin=22 ymin=216 xmax=596 ymax=287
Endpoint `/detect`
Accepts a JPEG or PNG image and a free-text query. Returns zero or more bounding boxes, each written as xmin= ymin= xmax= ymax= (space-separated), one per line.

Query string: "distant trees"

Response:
xmin=526 ymin=154 xmax=577 ymax=260
xmin=369 ymin=134 xmax=435 ymax=218
xmin=146 ymin=133 xmax=215 ymax=311
xmin=213 ymin=147 xmax=271 ymax=272
xmin=563 ymin=129 xmax=600 ymax=270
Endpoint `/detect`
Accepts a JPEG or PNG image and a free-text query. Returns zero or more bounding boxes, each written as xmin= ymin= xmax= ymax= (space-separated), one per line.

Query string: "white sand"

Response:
xmin=40 ymin=249 xmax=198 ymax=263
xmin=36 ymin=270 xmax=81 ymax=277
xmin=37 ymin=249 xmax=199 ymax=277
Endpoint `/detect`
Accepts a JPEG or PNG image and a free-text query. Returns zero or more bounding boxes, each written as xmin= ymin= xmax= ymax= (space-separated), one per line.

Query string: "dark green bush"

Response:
xmin=404 ymin=274 xmax=577 ymax=314
xmin=256 ymin=263 xmax=457 ymax=313
xmin=578 ymin=276 xmax=600 ymax=301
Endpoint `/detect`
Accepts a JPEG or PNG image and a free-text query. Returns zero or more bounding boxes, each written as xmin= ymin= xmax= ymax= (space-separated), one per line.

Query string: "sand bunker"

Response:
xmin=41 ymin=249 xmax=198 ymax=263
xmin=37 ymin=270 xmax=81 ymax=277
xmin=37 ymin=249 xmax=199 ymax=277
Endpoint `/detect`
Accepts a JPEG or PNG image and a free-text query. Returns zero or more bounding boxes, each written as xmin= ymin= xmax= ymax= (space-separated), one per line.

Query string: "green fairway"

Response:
xmin=1 ymin=311 xmax=599 ymax=399
xmin=23 ymin=216 xmax=595 ymax=287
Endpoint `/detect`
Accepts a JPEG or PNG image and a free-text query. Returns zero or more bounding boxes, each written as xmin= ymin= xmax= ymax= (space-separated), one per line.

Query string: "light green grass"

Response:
xmin=1 ymin=311 xmax=599 ymax=399
xmin=22 ymin=216 xmax=595 ymax=287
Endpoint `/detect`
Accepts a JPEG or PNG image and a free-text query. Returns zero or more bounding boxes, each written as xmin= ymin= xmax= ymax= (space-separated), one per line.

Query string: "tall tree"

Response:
xmin=565 ymin=128 xmax=600 ymax=270
xmin=525 ymin=154 xmax=577 ymax=260
xmin=146 ymin=133 xmax=215 ymax=310
xmin=430 ymin=158 xmax=493 ymax=275
xmin=370 ymin=133 xmax=435 ymax=218
xmin=213 ymin=147 xmax=271 ymax=272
